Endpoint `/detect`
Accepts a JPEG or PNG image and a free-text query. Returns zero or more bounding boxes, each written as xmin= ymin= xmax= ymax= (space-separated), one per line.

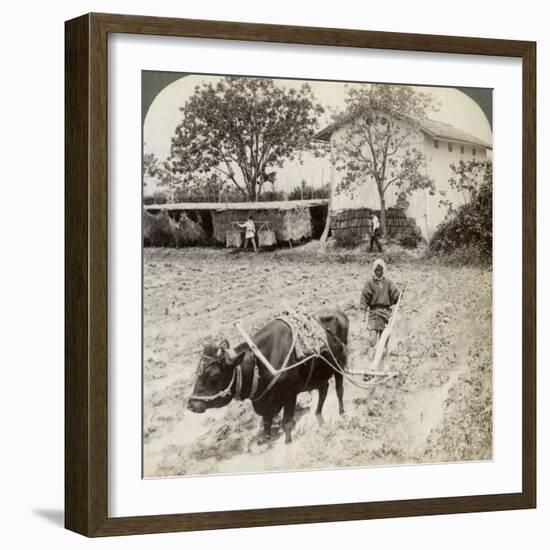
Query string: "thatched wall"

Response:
xmin=211 ymin=208 xmax=312 ymax=245
xmin=143 ymin=210 xmax=209 ymax=247
xmin=331 ymin=207 xmax=421 ymax=246
xmin=143 ymin=210 xmax=173 ymax=247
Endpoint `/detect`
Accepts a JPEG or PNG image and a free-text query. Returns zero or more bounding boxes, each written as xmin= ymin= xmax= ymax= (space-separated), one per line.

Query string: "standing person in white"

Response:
xmin=238 ymin=215 xmax=257 ymax=252
xmin=370 ymin=213 xmax=383 ymax=253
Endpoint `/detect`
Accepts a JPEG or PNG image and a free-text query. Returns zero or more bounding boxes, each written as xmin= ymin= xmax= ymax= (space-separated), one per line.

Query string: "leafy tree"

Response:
xmin=142 ymin=159 xmax=183 ymax=203
xmin=143 ymin=150 xmax=184 ymax=203
xmin=170 ymin=77 xmax=324 ymax=201
xmin=332 ymin=84 xmax=436 ymax=235
xmin=441 ymin=159 xmax=493 ymax=212
xmin=176 ymin=172 xmax=226 ymax=203
xmin=143 ymin=151 xmax=160 ymax=187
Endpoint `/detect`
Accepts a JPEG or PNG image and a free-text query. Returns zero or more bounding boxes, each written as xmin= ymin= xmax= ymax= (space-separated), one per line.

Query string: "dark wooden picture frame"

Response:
xmin=65 ymin=12 xmax=536 ymax=537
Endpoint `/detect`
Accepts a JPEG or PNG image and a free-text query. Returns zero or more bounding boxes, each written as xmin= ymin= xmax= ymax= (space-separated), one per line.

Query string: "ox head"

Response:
xmin=187 ymin=339 xmax=246 ymax=414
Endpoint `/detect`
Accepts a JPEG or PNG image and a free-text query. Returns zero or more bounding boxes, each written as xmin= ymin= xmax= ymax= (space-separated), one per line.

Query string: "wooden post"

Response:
xmin=320 ymin=137 xmax=335 ymax=244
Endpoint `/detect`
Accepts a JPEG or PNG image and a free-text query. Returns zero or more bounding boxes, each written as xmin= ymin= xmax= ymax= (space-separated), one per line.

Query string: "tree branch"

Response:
xmin=343 ymin=136 xmax=376 ymax=177
xmin=383 ymin=176 xmax=399 ymax=194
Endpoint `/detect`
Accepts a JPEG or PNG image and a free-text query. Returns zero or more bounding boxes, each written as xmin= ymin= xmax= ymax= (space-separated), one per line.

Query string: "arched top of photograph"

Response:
xmin=143 ymin=74 xmax=492 ymax=186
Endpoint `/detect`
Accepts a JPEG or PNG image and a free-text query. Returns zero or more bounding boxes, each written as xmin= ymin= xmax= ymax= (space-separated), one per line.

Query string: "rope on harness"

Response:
xmin=248 ymin=361 xmax=260 ymax=400
xmin=234 ymin=311 xmax=397 ymax=402
xmin=189 ymin=367 xmax=237 ymax=402
xmin=321 ymin=343 xmax=398 ymax=390
xmin=233 ymin=365 xmax=243 ymax=401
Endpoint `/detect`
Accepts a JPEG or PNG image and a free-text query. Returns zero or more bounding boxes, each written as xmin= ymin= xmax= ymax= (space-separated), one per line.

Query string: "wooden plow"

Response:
xmin=348 ymin=288 xmax=405 ymax=387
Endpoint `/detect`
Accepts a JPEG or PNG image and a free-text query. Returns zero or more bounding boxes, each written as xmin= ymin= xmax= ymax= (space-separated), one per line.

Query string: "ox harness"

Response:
xmin=232 ymin=311 xmax=382 ymax=396
xmin=190 ymin=305 xmax=389 ymax=406
xmin=190 ymin=312 xmax=338 ymax=404
xmin=232 ymin=314 xmax=335 ymax=402
xmin=188 ymin=352 xmax=263 ymax=403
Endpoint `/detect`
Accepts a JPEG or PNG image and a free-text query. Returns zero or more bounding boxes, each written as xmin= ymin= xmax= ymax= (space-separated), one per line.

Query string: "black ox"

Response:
xmin=187 ymin=309 xmax=349 ymax=443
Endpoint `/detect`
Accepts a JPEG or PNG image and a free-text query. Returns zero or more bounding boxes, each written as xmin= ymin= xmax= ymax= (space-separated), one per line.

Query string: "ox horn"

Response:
xmin=219 ymin=339 xmax=230 ymax=350
xmin=216 ymin=340 xmax=233 ymax=359
xmin=217 ymin=340 xmax=231 ymax=358
xmin=225 ymin=348 xmax=238 ymax=362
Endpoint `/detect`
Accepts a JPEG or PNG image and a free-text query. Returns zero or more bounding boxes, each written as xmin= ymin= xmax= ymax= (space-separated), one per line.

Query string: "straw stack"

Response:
xmin=212 ymin=207 xmax=312 ymax=245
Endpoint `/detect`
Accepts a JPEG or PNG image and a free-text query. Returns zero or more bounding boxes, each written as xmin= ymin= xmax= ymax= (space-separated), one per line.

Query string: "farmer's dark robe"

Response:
xmin=360 ymin=278 xmax=400 ymax=331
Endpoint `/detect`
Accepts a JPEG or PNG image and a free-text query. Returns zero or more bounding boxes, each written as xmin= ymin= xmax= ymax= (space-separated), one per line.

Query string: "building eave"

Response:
xmin=419 ymin=128 xmax=492 ymax=151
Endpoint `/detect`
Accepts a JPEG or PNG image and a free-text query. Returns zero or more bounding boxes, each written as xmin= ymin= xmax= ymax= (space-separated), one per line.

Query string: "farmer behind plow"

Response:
xmin=360 ymin=258 xmax=400 ymax=378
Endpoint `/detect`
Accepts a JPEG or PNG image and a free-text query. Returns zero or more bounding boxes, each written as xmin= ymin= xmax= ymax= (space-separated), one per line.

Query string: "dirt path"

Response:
xmin=399 ymin=366 xmax=465 ymax=456
xmin=143 ymin=245 xmax=492 ymax=477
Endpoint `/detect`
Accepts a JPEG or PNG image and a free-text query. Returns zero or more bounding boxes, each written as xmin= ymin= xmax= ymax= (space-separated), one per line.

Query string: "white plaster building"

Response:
xmin=314 ymin=117 xmax=492 ymax=238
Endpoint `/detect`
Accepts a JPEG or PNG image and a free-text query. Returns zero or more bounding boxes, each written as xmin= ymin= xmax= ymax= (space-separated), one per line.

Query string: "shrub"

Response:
xmin=288 ymin=183 xmax=330 ymax=201
xmin=399 ymin=227 xmax=423 ymax=249
xmin=258 ymin=190 xmax=286 ymax=201
xmin=428 ymin=161 xmax=492 ymax=264
xmin=334 ymin=228 xmax=364 ymax=248
xmin=143 ymin=191 xmax=168 ymax=205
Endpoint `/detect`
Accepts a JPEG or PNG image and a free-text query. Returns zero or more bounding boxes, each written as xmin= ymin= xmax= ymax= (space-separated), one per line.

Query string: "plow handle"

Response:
xmin=369 ymin=287 xmax=405 ymax=372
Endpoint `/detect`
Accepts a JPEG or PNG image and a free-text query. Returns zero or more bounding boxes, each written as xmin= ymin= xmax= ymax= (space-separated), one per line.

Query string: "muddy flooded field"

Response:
xmin=143 ymin=243 xmax=492 ymax=478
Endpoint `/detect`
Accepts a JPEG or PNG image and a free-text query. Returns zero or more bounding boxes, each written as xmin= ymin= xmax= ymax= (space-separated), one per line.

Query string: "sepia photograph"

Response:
xmin=142 ymin=72 xmax=493 ymax=478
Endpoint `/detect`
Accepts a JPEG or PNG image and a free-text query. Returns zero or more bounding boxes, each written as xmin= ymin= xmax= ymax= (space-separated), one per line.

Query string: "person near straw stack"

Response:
xmin=369 ymin=212 xmax=383 ymax=253
xmin=238 ymin=215 xmax=258 ymax=253
xmin=360 ymin=258 xmax=400 ymax=374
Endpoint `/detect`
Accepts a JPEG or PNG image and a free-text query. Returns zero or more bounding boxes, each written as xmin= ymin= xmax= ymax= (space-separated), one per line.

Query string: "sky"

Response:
xmin=143 ymin=75 xmax=493 ymax=194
